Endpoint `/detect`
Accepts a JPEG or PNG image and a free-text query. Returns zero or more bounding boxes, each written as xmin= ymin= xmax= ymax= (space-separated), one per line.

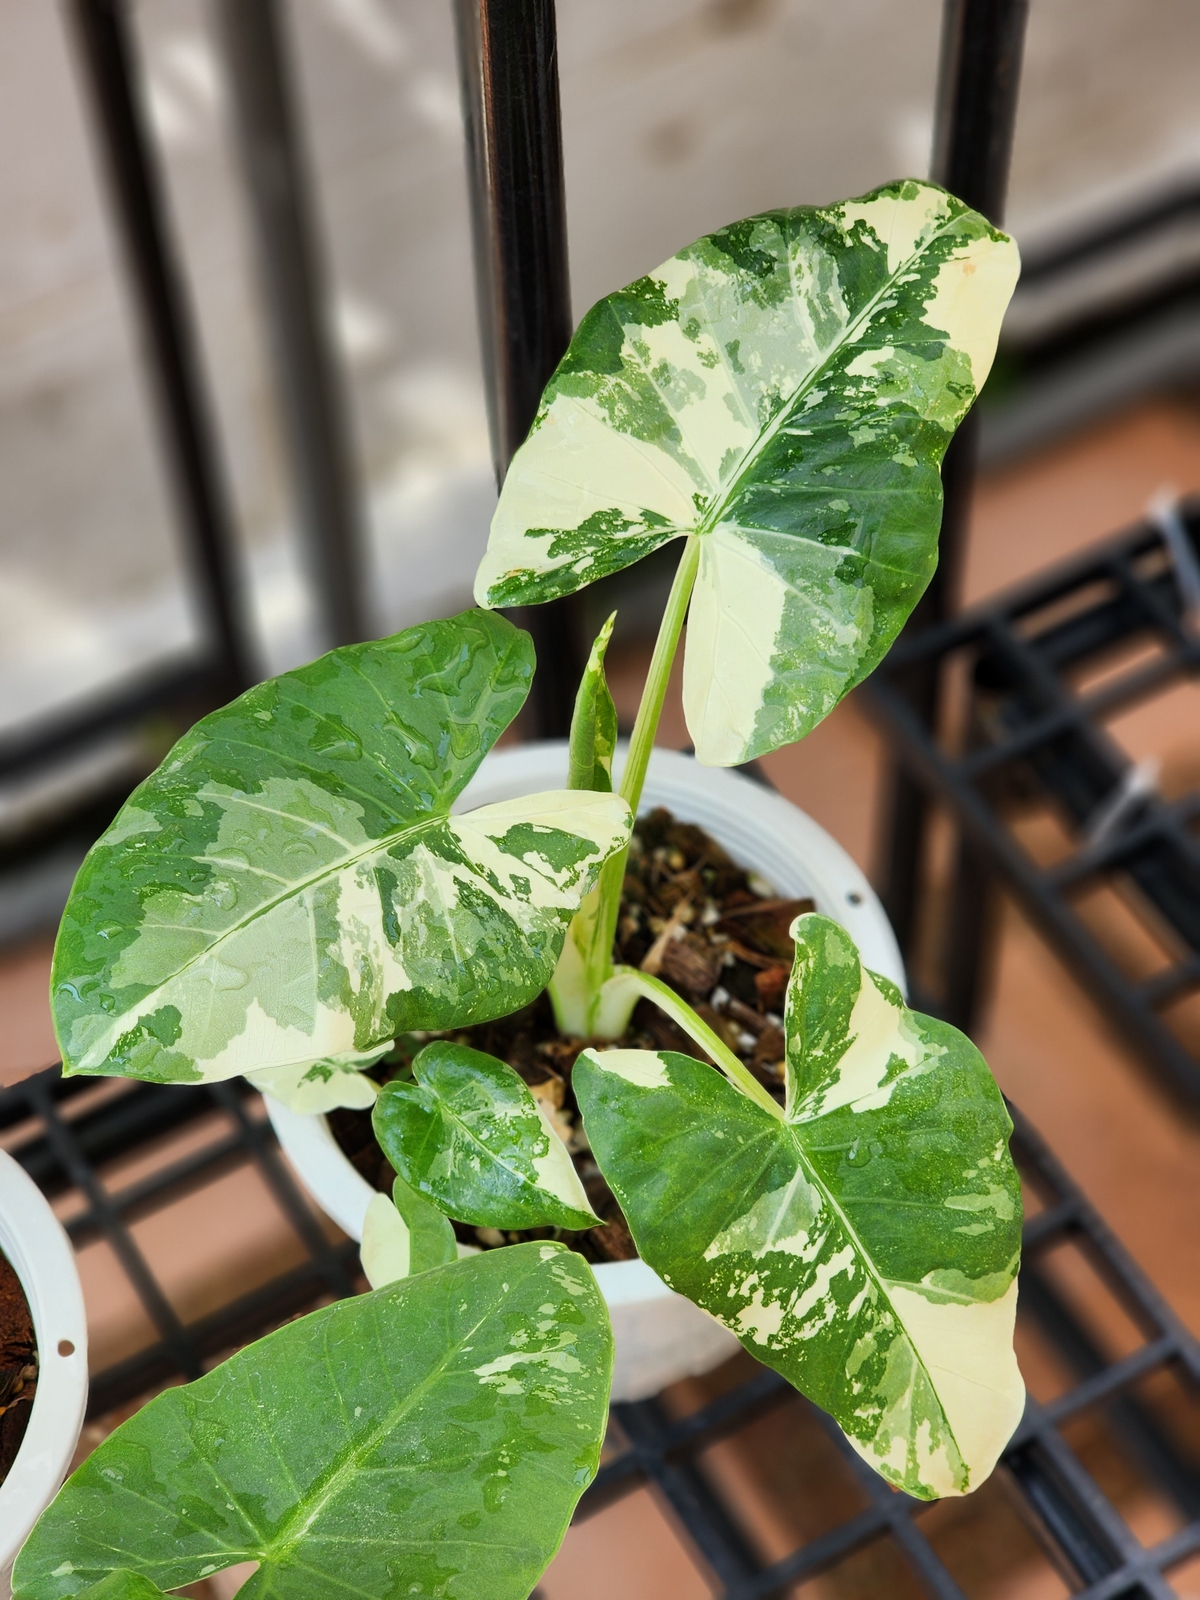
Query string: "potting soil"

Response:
xmin=0 ymin=1247 xmax=36 ymax=1484
xmin=330 ymin=807 xmax=812 ymax=1266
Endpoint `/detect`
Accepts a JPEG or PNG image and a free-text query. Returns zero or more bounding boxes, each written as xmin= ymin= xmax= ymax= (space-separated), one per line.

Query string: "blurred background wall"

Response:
xmin=2 ymin=0 xmax=1197 ymax=739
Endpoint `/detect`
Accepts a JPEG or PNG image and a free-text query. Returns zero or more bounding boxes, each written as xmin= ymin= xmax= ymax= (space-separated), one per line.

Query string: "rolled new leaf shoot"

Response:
xmin=567 ymin=611 xmax=619 ymax=793
xmin=476 ymin=179 xmax=1020 ymax=767
xmin=374 ymin=1041 xmax=600 ymax=1231
xmin=15 ymin=1244 xmax=613 ymax=1600
xmin=360 ymin=1174 xmax=459 ymax=1287
xmin=574 ymin=913 xmax=1024 ymax=1499
xmin=51 ymin=609 xmax=631 ymax=1087
xmin=553 ymin=612 xmax=625 ymax=1030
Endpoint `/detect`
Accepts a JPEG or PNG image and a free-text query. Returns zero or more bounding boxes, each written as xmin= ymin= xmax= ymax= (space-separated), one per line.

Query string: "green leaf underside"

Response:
xmin=76 ymin=1577 xmax=167 ymax=1600
xmin=15 ymin=1244 xmax=612 ymax=1600
xmin=567 ymin=612 xmax=618 ymax=793
xmin=361 ymin=1175 xmax=459 ymax=1287
xmin=375 ymin=1043 xmax=600 ymax=1232
xmin=574 ymin=914 xmax=1023 ymax=1499
xmin=52 ymin=610 xmax=631 ymax=1085
xmin=475 ymin=180 xmax=1019 ymax=765
xmin=247 ymin=1049 xmax=385 ymax=1113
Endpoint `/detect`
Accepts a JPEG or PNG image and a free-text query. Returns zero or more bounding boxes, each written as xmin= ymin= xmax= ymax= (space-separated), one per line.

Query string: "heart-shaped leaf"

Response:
xmin=374 ymin=1041 xmax=600 ymax=1231
xmin=360 ymin=1174 xmax=459 ymax=1287
xmin=475 ymin=180 xmax=1019 ymax=765
xmin=15 ymin=1243 xmax=612 ymax=1600
xmin=574 ymin=914 xmax=1023 ymax=1499
xmin=52 ymin=610 xmax=631 ymax=1085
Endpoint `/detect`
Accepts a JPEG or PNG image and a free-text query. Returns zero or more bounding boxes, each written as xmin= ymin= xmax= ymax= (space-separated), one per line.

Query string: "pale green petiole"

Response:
xmin=608 ymin=967 xmax=783 ymax=1118
xmin=618 ymin=534 xmax=700 ymax=818
xmin=549 ymin=537 xmax=700 ymax=1040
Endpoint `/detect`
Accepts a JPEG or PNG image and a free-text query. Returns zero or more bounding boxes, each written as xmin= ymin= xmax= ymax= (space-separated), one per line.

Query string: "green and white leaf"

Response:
xmin=574 ymin=913 xmax=1023 ymax=1499
xmin=360 ymin=1174 xmax=459 ymax=1286
xmin=374 ymin=1041 xmax=600 ymax=1231
xmin=475 ymin=180 xmax=1019 ymax=765
xmin=15 ymin=1243 xmax=613 ymax=1600
xmin=567 ymin=611 xmax=619 ymax=792
xmin=248 ymin=1046 xmax=386 ymax=1113
xmin=52 ymin=610 xmax=631 ymax=1086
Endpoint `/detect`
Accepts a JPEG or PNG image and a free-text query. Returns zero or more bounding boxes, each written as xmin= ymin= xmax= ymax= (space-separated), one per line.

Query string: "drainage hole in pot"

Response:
xmin=846 ymin=890 xmax=863 ymax=905
xmin=58 ymin=1339 xmax=75 ymax=1357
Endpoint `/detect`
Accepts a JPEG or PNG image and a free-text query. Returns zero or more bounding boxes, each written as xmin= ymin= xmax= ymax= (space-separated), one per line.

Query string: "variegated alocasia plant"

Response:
xmin=27 ymin=178 xmax=1023 ymax=1600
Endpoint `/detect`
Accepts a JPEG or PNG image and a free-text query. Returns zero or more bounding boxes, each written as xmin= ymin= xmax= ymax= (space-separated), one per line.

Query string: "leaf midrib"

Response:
xmin=692 ymin=209 xmax=968 ymax=542
xmin=417 ymin=1075 xmax=567 ymax=1217
xmin=266 ymin=1260 xmax=554 ymax=1556
xmin=82 ymin=807 xmax=455 ymax=1069
xmin=777 ymin=1112 xmax=963 ymax=1474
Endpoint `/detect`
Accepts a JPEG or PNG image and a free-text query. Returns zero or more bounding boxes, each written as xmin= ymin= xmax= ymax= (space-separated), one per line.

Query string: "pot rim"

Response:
xmin=0 ymin=1148 xmax=88 ymax=1577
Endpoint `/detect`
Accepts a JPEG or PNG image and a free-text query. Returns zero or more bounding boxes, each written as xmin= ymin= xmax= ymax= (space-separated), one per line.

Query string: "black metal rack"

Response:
xmin=3 ymin=1065 xmax=1196 ymax=1597
xmin=867 ymin=499 xmax=1200 ymax=1109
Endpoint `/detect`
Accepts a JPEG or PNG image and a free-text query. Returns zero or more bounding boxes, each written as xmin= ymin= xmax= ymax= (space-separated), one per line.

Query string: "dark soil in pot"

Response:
xmin=0 ymin=1247 xmax=37 ymax=1484
xmin=330 ymin=807 xmax=810 ymax=1265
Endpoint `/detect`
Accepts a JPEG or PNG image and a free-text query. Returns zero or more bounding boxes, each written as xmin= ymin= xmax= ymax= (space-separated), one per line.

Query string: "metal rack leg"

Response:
xmin=878 ymin=0 xmax=1028 ymax=978
xmin=68 ymin=0 xmax=254 ymax=694
xmin=453 ymin=0 xmax=582 ymax=736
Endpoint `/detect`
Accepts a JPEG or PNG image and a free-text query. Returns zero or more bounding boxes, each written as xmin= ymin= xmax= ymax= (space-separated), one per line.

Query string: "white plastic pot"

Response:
xmin=266 ymin=742 xmax=904 ymax=1402
xmin=0 ymin=1150 xmax=88 ymax=1596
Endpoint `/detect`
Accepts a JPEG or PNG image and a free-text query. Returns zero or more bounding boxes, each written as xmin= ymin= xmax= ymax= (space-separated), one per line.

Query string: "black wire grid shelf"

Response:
xmin=867 ymin=499 xmax=1200 ymax=1110
xmin=3 ymin=1065 xmax=1197 ymax=1599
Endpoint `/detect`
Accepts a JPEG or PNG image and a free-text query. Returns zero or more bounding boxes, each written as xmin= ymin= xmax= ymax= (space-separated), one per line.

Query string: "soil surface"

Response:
xmin=330 ymin=807 xmax=811 ymax=1265
xmin=0 ymin=1247 xmax=37 ymax=1483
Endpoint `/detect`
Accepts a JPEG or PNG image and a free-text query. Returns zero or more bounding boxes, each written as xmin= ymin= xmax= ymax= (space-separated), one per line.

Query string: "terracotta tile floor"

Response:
xmin=3 ymin=395 xmax=1200 ymax=1596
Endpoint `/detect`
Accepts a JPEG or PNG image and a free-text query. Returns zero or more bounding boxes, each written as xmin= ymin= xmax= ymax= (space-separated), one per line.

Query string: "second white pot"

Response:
xmin=267 ymin=742 xmax=903 ymax=1403
xmin=0 ymin=1151 xmax=89 ymax=1596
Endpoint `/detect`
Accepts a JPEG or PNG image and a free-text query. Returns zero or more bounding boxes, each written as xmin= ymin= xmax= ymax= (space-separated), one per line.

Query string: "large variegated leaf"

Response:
xmin=15 ymin=1243 xmax=612 ymax=1600
xmin=374 ymin=1041 xmax=600 ymax=1231
xmin=574 ymin=913 xmax=1023 ymax=1499
xmin=51 ymin=610 xmax=631 ymax=1085
xmin=475 ymin=180 xmax=1019 ymax=765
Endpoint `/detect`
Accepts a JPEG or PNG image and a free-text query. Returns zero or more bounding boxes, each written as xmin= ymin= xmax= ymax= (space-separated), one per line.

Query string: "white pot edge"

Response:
xmin=0 ymin=1150 xmax=89 ymax=1588
xmin=266 ymin=742 xmax=904 ymax=1403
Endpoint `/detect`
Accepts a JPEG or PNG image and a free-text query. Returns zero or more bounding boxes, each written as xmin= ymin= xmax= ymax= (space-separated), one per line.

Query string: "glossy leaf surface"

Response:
xmin=567 ymin=611 xmax=618 ymax=792
xmin=52 ymin=610 xmax=630 ymax=1084
xmin=375 ymin=1041 xmax=599 ymax=1231
xmin=574 ymin=914 xmax=1023 ymax=1498
xmin=360 ymin=1174 xmax=459 ymax=1287
xmin=475 ymin=181 xmax=1019 ymax=765
xmin=15 ymin=1244 xmax=612 ymax=1600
